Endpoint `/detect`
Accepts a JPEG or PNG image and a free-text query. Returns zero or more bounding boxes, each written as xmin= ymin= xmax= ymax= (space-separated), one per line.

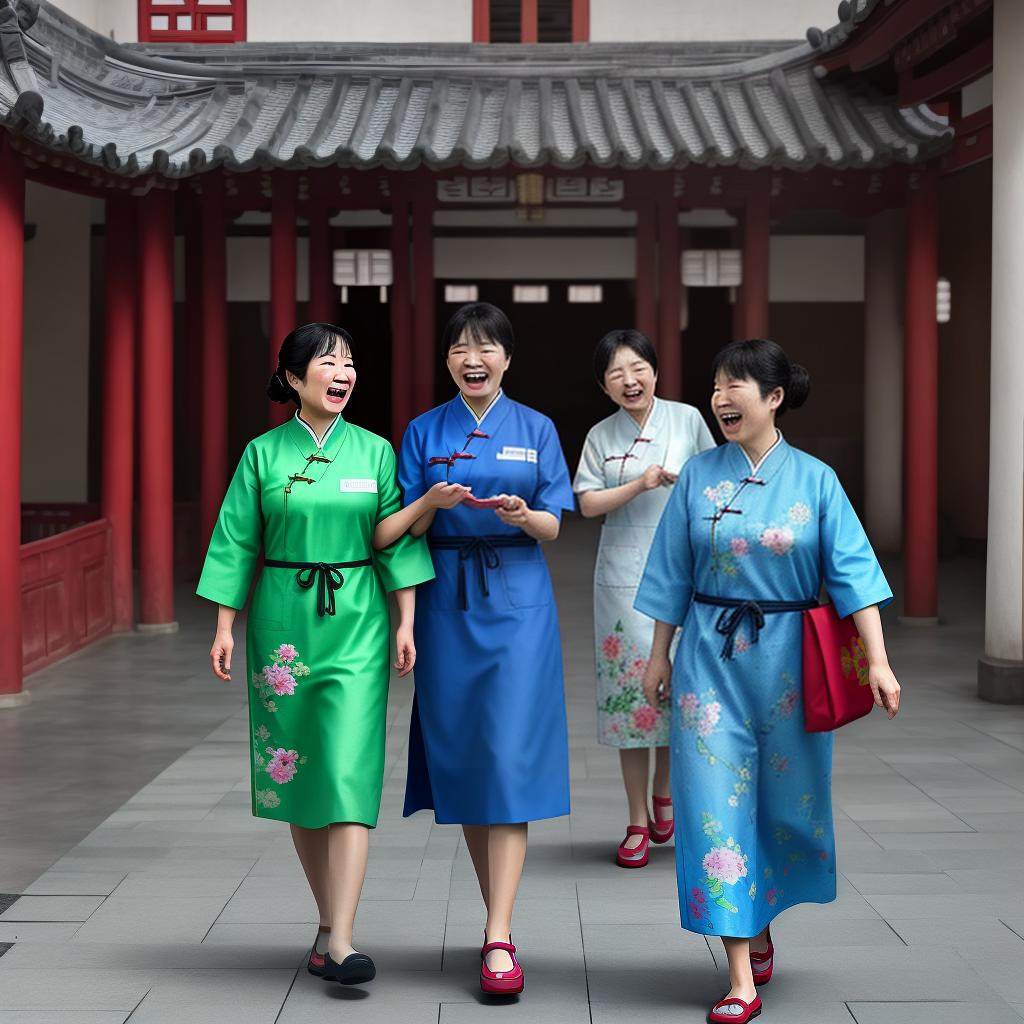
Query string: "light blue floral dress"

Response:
xmin=635 ymin=434 xmax=891 ymax=937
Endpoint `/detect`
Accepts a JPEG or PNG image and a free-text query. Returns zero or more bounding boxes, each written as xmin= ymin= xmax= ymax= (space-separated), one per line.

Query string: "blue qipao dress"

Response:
xmin=398 ymin=391 xmax=575 ymax=825
xmin=634 ymin=433 xmax=891 ymax=938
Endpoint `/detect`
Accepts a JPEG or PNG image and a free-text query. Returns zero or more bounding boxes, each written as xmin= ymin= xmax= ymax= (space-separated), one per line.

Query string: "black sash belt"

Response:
xmin=693 ymin=592 xmax=817 ymax=660
xmin=264 ymin=558 xmax=373 ymax=617
xmin=428 ymin=535 xmax=537 ymax=611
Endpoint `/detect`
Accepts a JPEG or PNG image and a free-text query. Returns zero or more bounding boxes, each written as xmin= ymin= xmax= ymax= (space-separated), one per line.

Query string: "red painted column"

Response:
xmin=137 ymin=188 xmax=177 ymax=631
xmin=200 ymin=174 xmax=229 ymax=547
xmin=657 ymin=197 xmax=682 ymax=400
xmin=472 ymin=0 xmax=490 ymax=41
xmin=101 ymin=199 xmax=137 ymax=633
xmin=737 ymin=180 xmax=770 ymax=339
xmin=0 ymin=141 xmax=25 ymax=699
xmin=521 ymin=0 xmax=538 ymax=42
xmin=270 ymin=173 xmax=297 ymax=426
xmin=183 ymin=197 xmax=204 ymax=489
xmin=412 ymin=195 xmax=435 ymax=416
xmin=390 ymin=195 xmax=413 ymax=443
xmin=635 ymin=201 xmax=657 ymax=342
xmin=572 ymin=0 xmax=590 ymax=42
xmin=902 ymin=170 xmax=939 ymax=622
xmin=307 ymin=204 xmax=336 ymax=325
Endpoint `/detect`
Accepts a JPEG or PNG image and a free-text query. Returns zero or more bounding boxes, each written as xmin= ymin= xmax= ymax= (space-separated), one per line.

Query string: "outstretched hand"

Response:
xmin=641 ymin=464 xmax=677 ymax=491
xmin=494 ymin=494 xmax=530 ymax=527
xmin=425 ymin=481 xmax=472 ymax=510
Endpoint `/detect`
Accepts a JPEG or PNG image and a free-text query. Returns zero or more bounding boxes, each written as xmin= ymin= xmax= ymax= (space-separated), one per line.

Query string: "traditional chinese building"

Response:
xmin=1 ymin=0 xmax=1011 ymax=704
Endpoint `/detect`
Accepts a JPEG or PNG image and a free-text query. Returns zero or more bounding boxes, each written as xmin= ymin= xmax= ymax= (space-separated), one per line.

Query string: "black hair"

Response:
xmin=442 ymin=302 xmax=515 ymax=358
xmin=711 ymin=338 xmax=810 ymax=417
xmin=267 ymin=323 xmax=354 ymax=405
xmin=593 ymin=329 xmax=658 ymax=384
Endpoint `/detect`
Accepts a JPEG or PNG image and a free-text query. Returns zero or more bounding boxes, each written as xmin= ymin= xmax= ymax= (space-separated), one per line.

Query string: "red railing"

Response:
xmin=21 ymin=519 xmax=113 ymax=676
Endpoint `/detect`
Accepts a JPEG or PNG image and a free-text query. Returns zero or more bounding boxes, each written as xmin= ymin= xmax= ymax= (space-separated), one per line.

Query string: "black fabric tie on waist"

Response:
xmin=693 ymin=592 xmax=817 ymax=660
xmin=428 ymin=535 xmax=537 ymax=611
xmin=264 ymin=558 xmax=373 ymax=617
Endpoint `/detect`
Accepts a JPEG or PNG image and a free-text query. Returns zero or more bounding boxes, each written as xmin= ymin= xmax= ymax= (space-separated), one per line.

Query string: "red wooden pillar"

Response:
xmin=270 ymin=173 xmax=297 ymax=426
xmin=412 ymin=194 xmax=435 ymax=416
xmin=572 ymin=0 xmax=590 ymax=42
xmin=307 ymin=205 xmax=336 ymax=325
xmin=101 ymin=199 xmax=137 ymax=634
xmin=390 ymin=195 xmax=413 ymax=443
xmin=472 ymin=0 xmax=489 ymax=41
xmin=657 ymin=197 xmax=682 ymax=400
xmin=902 ymin=170 xmax=939 ymax=622
xmin=0 ymin=141 xmax=25 ymax=699
xmin=736 ymin=180 xmax=771 ymax=339
xmin=635 ymin=200 xmax=657 ymax=342
xmin=183 ymin=197 xmax=204 ymax=485
xmin=521 ymin=0 xmax=538 ymax=42
xmin=200 ymin=174 xmax=229 ymax=547
xmin=137 ymin=188 xmax=177 ymax=631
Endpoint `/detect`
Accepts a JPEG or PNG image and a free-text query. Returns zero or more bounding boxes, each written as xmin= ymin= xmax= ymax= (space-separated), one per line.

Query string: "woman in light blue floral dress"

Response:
xmin=574 ymin=330 xmax=713 ymax=868
xmin=636 ymin=339 xmax=902 ymax=1024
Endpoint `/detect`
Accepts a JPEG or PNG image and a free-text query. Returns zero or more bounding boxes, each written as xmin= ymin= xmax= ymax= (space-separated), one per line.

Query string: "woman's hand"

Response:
xmin=643 ymin=653 xmax=672 ymax=708
xmin=210 ymin=628 xmax=234 ymax=682
xmin=424 ymin=481 xmax=472 ymax=509
xmin=868 ymin=663 xmax=901 ymax=718
xmin=641 ymin=464 xmax=677 ymax=491
xmin=395 ymin=624 xmax=416 ymax=678
xmin=494 ymin=494 xmax=530 ymax=528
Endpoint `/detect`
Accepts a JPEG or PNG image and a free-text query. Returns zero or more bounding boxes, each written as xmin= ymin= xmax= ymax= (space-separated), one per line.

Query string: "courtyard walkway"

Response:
xmin=1 ymin=518 xmax=1021 ymax=1024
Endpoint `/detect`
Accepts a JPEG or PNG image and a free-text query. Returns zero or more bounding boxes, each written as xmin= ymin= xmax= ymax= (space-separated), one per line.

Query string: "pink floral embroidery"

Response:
xmin=703 ymin=845 xmax=749 ymax=886
xmin=730 ymin=537 xmax=749 ymax=556
xmin=601 ymin=634 xmax=622 ymax=660
xmin=766 ymin=888 xmax=779 ymax=906
xmin=680 ymin=692 xmax=700 ymax=716
xmin=760 ymin=525 xmax=795 ymax=556
xmin=734 ymin=637 xmax=750 ymax=654
xmin=275 ymin=643 xmax=298 ymax=663
xmin=696 ymin=701 xmax=721 ymax=737
xmin=632 ymin=705 xmax=659 ymax=733
xmin=267 ymin=748 xmax=300 ymax=784
xmin=688 ymin=887 xmax=707 ymax=921
xmin=264 ymin=663 xmax=296 ymax=696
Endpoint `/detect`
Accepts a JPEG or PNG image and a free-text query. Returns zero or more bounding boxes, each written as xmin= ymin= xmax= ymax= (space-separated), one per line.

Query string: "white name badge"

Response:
xmin=340 ymin=479 xmax=378 ymax=493
xmin=496 ymin=446 xmax=538 ymax=463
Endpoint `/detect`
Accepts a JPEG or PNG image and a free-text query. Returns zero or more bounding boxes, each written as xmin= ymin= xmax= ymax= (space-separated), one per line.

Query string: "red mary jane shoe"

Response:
xmin=649 ymin=794 xmax=675 ymax=844
xmin=707 ymin=993 xmax=762 ymax=1023
xmin=616 ymin=825 xmax=650 ymax=868
xmin=307 ymin=924 xmax=329 ymax=977
xmin=480 ymin=940 xmax=524 ymax=995
xmin=750 ymin=927 xmax=774 ymax=985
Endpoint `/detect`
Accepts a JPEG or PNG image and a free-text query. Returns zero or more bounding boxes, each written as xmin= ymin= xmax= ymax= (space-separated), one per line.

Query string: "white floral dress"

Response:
xmin=573 ymin=398 xmax=715 ymax=747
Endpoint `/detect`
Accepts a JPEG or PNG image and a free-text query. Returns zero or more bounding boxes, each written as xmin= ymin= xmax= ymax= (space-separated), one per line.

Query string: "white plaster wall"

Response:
xmin=769 ymin=235 xmax=864 ymax=302
xmin=247 ymin=0 xmax=473 ymax=42
xmin=22 ymin=183 xmax=94 ymax=502
xmin=590 ymin=0 xmax=835 ymax=42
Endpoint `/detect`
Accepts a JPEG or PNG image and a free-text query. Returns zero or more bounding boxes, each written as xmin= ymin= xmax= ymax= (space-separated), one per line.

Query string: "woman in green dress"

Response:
xmin=199 ymin=324 xmax=462 ymax=986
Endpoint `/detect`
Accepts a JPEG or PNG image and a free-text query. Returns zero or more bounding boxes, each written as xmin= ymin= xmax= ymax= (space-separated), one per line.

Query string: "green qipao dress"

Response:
xmin=197 ymin=412 xmax=435 ymax=829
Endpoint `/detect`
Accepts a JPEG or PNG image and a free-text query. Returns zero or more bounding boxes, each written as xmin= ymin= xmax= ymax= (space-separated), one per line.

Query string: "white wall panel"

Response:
xmin=769 ymin=235 xmax=864 ymax=302
xmin=248 ymin=0 xmax=473 ymax=42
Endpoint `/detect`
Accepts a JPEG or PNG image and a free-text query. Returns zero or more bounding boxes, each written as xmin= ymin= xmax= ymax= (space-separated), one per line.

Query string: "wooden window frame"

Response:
xmin=473 ymin=0 xmax=589 ymax=43
xmin=138 ymin=0 xmax=247 ymax=44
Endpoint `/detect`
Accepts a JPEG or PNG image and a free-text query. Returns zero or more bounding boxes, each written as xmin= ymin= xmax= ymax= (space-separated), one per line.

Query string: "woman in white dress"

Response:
xmin=574 ymin=330 xmax=715 ymax=868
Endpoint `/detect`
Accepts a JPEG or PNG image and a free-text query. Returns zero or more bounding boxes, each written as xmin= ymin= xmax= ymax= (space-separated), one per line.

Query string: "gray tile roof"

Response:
xmin=0 ymin=0 xmax=951 ymax=181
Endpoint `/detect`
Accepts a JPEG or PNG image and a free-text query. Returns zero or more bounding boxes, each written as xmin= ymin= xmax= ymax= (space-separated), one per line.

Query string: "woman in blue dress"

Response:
xmin=397 ymin=302 xmax=574 ymax=996
xmin=635 ymin=339 xmax=902 ymax=1024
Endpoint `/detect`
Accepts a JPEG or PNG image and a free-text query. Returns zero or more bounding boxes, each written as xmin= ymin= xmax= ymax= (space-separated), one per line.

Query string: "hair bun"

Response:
xmin=266 ymin=370 xmax=293 ymax=404
xmin=786 ymin=363 xmax=811 ymax=411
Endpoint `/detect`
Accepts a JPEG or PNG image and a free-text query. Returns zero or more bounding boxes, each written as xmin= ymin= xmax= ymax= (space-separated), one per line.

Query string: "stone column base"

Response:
xmin=136 ymin=621 xmax=180 ymax=635
xmin=0 ymin=690 xmax=31 ymax=709
xmin=978 ymin=655 xmax=1024 ymax=703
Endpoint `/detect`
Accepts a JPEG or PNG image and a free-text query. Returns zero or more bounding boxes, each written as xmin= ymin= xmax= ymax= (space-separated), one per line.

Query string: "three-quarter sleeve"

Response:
xmin=573 ymin=427 xmax=606 ymax=494
xmin=533 ymin=416 xmax=576 ymax=519
xmin=634 ymin=464 xmax=695 ymax=626
xmin=196 ymin=442 xmax=263 ymax=610
xmin=373 ymin=439 xmax=435 ymax=593
xmin=819 ymin=468 xmax=892 ymax=619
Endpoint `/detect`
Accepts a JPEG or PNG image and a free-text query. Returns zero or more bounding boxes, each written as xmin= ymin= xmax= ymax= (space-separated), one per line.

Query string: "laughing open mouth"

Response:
xmin=326 ymin=386 xmax=348 ymax=399
xmin=463 ymin=373 xmax=487 ymax=385
xmin=623 ymin=388 xmax=643 ymax=400
xmin=720 ymin=412 xmax=742 ymax=427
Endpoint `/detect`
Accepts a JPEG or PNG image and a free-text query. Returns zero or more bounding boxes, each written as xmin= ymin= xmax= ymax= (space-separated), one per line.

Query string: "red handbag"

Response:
xmin=801 ymin=603 xmax=874 ymax=732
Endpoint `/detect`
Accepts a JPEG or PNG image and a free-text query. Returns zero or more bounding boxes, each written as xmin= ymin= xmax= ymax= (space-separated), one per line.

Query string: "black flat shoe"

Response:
xmin=322 ymin=951 xmax=376 ymax=985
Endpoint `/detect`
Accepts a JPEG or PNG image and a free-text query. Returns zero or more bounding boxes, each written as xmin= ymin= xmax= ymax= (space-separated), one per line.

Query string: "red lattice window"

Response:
xmin=139 ymin=0 xmax=246 ymax=43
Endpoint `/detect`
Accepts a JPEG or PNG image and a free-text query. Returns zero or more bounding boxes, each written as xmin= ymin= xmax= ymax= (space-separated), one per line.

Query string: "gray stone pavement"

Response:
xmin=2 ymin=517 xmax=1024 ymax=1023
